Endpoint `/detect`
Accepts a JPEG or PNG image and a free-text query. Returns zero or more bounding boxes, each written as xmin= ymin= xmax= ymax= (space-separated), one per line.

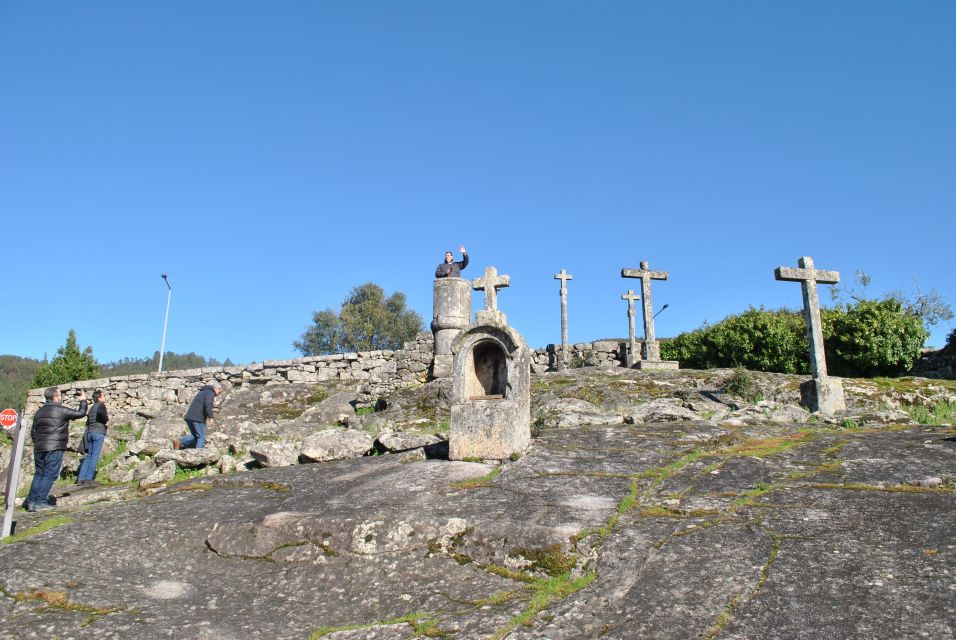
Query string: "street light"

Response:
xmin=653 ymin=303 xmax=670 ymax=319
xmin=158 ymin=273 xmax=172 ymax=373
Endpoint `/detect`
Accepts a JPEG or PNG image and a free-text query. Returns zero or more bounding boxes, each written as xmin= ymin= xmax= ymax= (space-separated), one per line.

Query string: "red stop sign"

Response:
xmin=0 ymin=408 xmax=18 ymax=429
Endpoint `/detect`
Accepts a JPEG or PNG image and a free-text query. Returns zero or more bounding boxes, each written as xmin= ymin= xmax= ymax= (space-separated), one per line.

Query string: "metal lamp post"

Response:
xmin=653 ymin=303 xmax=669 ymax=319
xmin=158 ymin=273 xmax=172 ymax=373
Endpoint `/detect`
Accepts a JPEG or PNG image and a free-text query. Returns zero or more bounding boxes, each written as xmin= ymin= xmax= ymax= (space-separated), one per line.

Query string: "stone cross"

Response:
xmin=473 ymin=266 xmax=510 ymax=324
xmin=554 ymin=269 xmax=573 ymax=368
xmin=774 ymin=256 xmax=840 ymax=379
xmin=621 ymin=289 xmax=640 ymax=367
xmin=621 ymin=261 xmax=669 ymax=360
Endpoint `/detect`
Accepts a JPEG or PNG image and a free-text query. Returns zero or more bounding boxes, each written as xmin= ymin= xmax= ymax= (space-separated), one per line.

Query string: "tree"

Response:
xmin=294 ymin=283 xmax=424 ymax=356
xmin=32 ymin=329 xmax=100 ymax=387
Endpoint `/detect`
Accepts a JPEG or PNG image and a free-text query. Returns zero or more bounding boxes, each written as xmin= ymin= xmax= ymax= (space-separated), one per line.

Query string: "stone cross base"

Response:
xmin=632 ymin=360 xmax=679 ymax=371
xmin=800 ymin=377 xmax=846 ymax=415
xmin=642 ymin=340 xmax=662 ymax=361
xmin=449 ymin=402 xmax=531 ymax=461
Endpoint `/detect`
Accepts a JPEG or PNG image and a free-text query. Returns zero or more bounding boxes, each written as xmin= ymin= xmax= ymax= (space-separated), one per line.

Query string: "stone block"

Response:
xmin=633 ymin=360 xmax=680 ymax=370
xmin=800 ymin=377 xmax=846 ymax=415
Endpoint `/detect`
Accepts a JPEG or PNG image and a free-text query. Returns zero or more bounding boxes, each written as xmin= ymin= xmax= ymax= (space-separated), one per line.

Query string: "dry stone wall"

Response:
xmin=23 ymin=336 xmax=640 ymax=423
xmin=910 ymin=345 xmax=956 ymax=380
xmin=25 ymin=334 xmax=435 ymax=422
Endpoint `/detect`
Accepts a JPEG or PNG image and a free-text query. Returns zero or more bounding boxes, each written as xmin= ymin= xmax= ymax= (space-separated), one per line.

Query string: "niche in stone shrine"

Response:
xmin=467 ymin=340 xmax=508 ymax=400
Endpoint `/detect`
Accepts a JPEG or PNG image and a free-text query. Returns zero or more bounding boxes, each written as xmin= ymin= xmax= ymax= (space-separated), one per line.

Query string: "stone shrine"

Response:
xmin=449 ymin=267 xmax=531 ymax=461
xmin=431 ymin=277 xmax=472 ymax=379
xmin=774 ymin=256 xmax=845 ymax=414
xmin=621 ymin=261 xmax=679 ymax=370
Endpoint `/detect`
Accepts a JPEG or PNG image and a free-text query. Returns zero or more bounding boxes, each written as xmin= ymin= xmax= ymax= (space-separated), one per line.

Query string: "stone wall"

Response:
xmin=25 ymin=334 xmax=435 ymax=421
xmin=910 ymin=345 xmax=956 ymax=380
xmin=530 ymin=340 xmax=634 ymax=372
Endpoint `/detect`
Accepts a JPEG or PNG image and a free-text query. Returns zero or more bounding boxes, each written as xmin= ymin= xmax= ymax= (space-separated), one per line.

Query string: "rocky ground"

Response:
xmin=1 ymin=367 xmax=954 ymax=639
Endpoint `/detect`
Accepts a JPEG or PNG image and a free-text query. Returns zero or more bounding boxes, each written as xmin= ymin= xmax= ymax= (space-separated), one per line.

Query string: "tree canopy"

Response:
xmin=31 ymin=329 xmax=100 ymax=388
xmin=294 ymin=283 xmax=424 ymax=356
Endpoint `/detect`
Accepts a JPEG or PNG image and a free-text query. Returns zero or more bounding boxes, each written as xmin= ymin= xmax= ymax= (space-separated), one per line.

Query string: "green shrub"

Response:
xmin=661 ymin=307 xmax=809 ymax=374
xmin=724 ymin=367 xmax=761 ymax=402
xmin=948 ymin=328 xmax=956 ymax=350
xmin=825 ymin=299 xmax=928 ymax=377
xmin=663 ymin=299 xmax=931 ymax=378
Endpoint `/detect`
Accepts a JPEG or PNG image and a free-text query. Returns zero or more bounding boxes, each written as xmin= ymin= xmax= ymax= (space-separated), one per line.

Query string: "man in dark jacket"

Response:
xmin=174 ymin=381 xmax=222 ymax=450
xmin=435 ymin=246 xmax=469 ymax=278
xmin=26 ymin=387 xmax=88 ymax=512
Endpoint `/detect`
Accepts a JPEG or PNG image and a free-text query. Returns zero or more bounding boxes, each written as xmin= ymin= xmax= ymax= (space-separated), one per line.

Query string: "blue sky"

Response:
xmin=2 ymin=2 xmax=953 ymax=365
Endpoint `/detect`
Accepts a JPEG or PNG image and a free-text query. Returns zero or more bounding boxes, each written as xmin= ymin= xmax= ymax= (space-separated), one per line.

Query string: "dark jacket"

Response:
xmin=435 ymin=252 xmax=468 ymax=278
xmin=184 ymin=386 xmax=217 ymax=422
xmin=32 ymin=400 xmax=89 ymax=453
xmin=86 ymin=402 xmax=109 ymax=434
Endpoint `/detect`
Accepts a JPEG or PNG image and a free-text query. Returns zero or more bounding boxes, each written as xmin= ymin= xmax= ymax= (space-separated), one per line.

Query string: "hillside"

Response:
xmin=1 ymin=367 xmax=954 ymax=639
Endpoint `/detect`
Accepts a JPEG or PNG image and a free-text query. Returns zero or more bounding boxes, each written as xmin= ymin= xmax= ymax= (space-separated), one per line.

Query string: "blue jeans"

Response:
xmin=180 ymin=420 xmax=206 ymax=449
xmin=77 ymin=431 xmax=105 ymax=481
xmin=26 ymin=449 xmax=64 ymax=508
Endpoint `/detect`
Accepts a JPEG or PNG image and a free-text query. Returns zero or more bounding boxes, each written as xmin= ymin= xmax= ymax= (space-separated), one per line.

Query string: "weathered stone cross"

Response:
xmin=621 ymin=261 xmax=669 ymax=360
xmin=554 ymin=269 xmax=573 ymax=368
xmin=774 ymin=256 xmax=840 ymax=379
xmin=473 ymin=266 xmax=510 ymax=324
xmin=621 ymin=289 xmax=640 ymax=366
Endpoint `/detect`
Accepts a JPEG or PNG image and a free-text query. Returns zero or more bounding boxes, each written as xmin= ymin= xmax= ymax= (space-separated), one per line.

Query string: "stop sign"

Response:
xmin=0 ymin=409 xmax=18 ymax=429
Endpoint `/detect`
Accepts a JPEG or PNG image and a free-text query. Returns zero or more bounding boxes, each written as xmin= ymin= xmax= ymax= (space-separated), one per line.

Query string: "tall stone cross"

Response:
xmin=621 ymin=289 xmax=640 ymax=367
xmin=473 ymin=266 xmax=510 ymax=324
xmin=774 ymin=256 xmax=840 ymax=379
xmin=621 ymin=261 xmax=669 ymax=360
xmin=554 ymin=269 xmax=573 ymax=368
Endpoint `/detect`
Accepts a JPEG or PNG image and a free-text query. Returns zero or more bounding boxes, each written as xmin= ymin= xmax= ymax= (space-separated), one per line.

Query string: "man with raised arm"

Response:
xmin=435 ymin=245 xmax=469 ymax=278
xmin=26 ymin=387 xmax=88 ymax=512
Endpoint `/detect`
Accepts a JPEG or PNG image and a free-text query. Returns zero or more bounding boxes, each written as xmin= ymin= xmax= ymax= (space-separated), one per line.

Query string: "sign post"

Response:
xmin=2 ymin=409 xmax=27 ymax=539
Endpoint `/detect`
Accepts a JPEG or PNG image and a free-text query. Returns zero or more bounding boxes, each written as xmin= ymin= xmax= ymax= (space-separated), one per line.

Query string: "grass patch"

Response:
xmin=2 ymin=516 xmax=73 ymax=544
xmin=733 ymin=482 xmax=775 ymax=507
xmin=9 ymin=588 xmax=127 ymax=626
xmin=309 ymin=612 xmax=436 ymax=639
xmin=94 ymin=440 xmax=128 ymax=483
xmin=722 ymin=432 xmax=814 ymax=458
xmin=509 ymin=544 xmax=576 ymax=576
xmin=908 ymin=400 xmax=956 ymax=426
xmin=490 ymin=572 xmax=597 ymax=640
xmin=559 ymin=386 xmax=607 ymax=405
xmin=452 ymin=467 xmax=502 ymax=490
xmin=169 ymin=466 xmax=209 ymax=486
xmin=868 ymin=377 xmax=956 ymax=394
xmin=809 ymin=482 xmax=955 ymax=494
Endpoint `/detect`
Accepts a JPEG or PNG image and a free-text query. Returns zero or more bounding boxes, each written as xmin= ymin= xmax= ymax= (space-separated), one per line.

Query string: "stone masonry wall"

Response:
xmin=25 ymin=334 xmax=435 ymax=421
xmin=910 ymin=345 xmax=956 ymax=380
xmin=24 ymin=334 xmax=636 ymax=423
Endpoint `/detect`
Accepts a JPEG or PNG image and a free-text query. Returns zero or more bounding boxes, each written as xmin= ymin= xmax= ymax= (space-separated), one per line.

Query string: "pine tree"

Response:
xmin=32 ymin=329 xmax=100 ymax=388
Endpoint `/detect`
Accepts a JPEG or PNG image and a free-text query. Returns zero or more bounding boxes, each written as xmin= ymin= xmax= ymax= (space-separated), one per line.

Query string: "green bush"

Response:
xmin=948 ymin=327 xmax=956 ymax=350
xmin=662 ymin=299 xmax=929 ymax=378
xmin=661 ymin=307 xmax=809 ymax=374
xmin=824 ymin=299 xmax=928 ymax=377
xmin=724 ymin=367 xmax=762 ymax=402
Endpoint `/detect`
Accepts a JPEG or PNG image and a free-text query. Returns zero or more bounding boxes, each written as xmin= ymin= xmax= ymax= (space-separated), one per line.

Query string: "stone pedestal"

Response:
xmin=633 ymin=359 xmax=679 ymax=370
xmin=431 ymin=278 xmax=472 ymax=379
xmin=450 ymin=322 xmax=531 ymax=461
xmin=800 ymin=377 xmax=846 ymax=415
